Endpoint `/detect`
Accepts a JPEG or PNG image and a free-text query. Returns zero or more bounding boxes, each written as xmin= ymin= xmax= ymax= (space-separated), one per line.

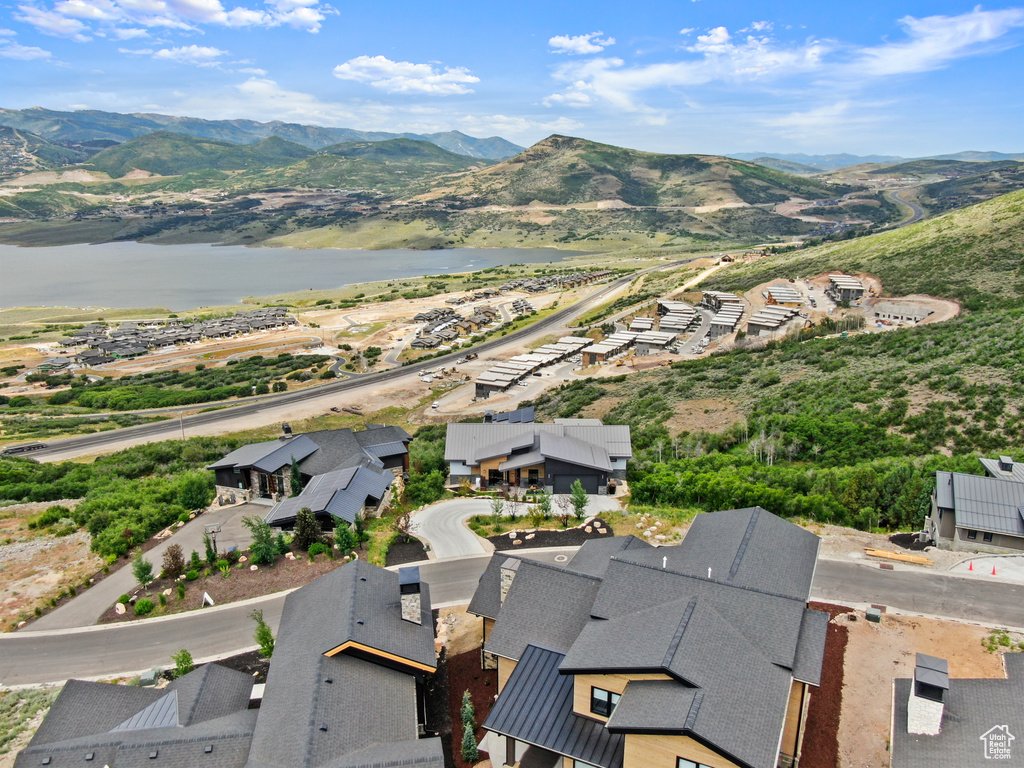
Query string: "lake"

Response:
xmin=0 ymin=242 xmax=573 ymax=311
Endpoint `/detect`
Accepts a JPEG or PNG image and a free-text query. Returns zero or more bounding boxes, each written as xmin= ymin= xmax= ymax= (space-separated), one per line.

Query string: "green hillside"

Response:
xmin=81 ymin=132 xmax=315 ymax=177
xmin=431 ymin=135 xmax=858 ymax=207
xmin=0 ymin=126 xmax=89 ymax=179
xmin=701 ymin=188 xmax=1024 ymax=309
xmin=868 ymin=158 xmax=1016 ymax=178
xmin=747 ymin=156 xmax=823 ymax=175
xmin=918 ymin=163 xmax=1024 ymax=212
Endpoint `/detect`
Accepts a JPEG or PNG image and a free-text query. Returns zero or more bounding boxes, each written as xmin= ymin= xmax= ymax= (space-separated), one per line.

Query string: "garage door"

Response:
xmin=553 ymin=474 xmax=600 ymax=494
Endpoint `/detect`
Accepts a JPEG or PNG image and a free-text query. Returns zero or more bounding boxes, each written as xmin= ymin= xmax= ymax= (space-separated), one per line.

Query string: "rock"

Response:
xmin=643 ymin=531 xmax=652 ymax=537
xmin=508 ymin=532 xmax=517 ymax=539
xmin=285 ymin=552 xmax=296 ymax=560
xmin=585 ymin=526 xmax=593 ymax=533
xmin=512 ymin=539 xmax=523 ymax=546
xmin=189 ymin=513 xmax=196 ymax=519
xmin=176 ymin=521 xmax=185 ymax=528
xmin=162 ymin=588 xmax=172 ymax=596
xmin=239 ymin=556 xmax=247 ymax=563
xmin=655 ymin=534 xmax=667 ymax=541
xmin=178 ymin=574 xmax=187 ymax=580
xmin=250 ymin=565 xmax=258 ymax=571
xmin=17 ymin=621 xmax=26 ymax=628
xmin=597 ymin=528 xmax=606 ymax=534
xmin=526 ymin=533 xmax=535 ymax=540
xmin=585 ymin=517 xmax=596 ymax=525
xmin=636 ymin=523 xmax=643 ymax=529
xmin=114 ymin=603 xmax=126 ymax=615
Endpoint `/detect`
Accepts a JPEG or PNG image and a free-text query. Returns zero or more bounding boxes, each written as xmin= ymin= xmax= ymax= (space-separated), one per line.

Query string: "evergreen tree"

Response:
xmin=289 ymin=457 xmax=302 ymax=497
xmin=293 ymin=507 xmax=324 ymax=551
xmin=132 ymin=549 xmax=153 ymax=586
xmin=569 ymin=478 xmax=589 ymax=520
xmin=242 ymin=516 xmax=278 ymax=565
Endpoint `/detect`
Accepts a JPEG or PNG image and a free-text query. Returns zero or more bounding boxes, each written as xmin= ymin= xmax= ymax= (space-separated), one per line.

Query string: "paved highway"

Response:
xmin=886 ymin=187 xmax=927 ymax=227
xmin=30 ymin=260 xmax=689 ymax=462
xmin=3 ymin=556 xmax=1023 ymax=687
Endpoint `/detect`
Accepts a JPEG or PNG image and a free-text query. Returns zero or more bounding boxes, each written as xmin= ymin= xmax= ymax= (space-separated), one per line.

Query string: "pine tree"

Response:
xmin=293 ymin=507 xmax=324 ymax=551
xmin=289 ymin=457 xmax=303 ymax=497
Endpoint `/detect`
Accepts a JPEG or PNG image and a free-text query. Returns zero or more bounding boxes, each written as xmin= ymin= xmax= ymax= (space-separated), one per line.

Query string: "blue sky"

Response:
xmin=2 ymin=0 xmax=1023 ymax=156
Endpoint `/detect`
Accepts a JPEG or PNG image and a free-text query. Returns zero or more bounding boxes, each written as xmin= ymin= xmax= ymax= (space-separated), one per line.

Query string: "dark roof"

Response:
xmin=445 ymin=423 xmax=632 ymax=464
xmin=792 ymin=609 xmax=830 ymax=686
xmin=15 ymin=666 xmax=257 ymax=768
xmin=564 ymin=536 xmax=652 ymax=578
xmin=630 ymin=507 xmax=820 ymax=602
xmin=485 ymin=559 xmax=602 ymax=660
xmin=265 ymin=465 xmax=394 ymax=527
xmin=208 ymin=428 xmax=410 ymax=478
xmin=947 ymin=472 xmax=1024 ymax=536
xmin=891 ymin=654 xmax=1024 ymax=768
xmin=245 ymin=560 xmax=437 ymax=768
xmin=491 ymin=406 xmax=536 ymax=424
xmin=484 ymin=644 xmax=624 ymax=768
xmin=605 ymin=680 xmax=700 ymax=733
xmin=466 ymin=553 xmax=510 ymax=621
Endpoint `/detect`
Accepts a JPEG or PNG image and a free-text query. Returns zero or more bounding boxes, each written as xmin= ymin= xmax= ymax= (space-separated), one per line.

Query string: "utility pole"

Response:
xmin=178 ymin=411 xmax=185 ymax=440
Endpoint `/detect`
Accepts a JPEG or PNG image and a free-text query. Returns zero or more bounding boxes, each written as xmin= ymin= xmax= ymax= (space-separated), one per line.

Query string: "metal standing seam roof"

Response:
xmin=445 ymin=423 xmax=632 ymax=463
xmin=949 ymin=472 xmax=1024 ymax=536
xmin=979 ymin=457 xmax=1024 ymax=483
xmin=538 ymin=432 xmax=613 ymax=472
xmin=483 ymin=644 xmax=624 ymax=768
xmin=934 ymin=471 xmax=955 ymax=509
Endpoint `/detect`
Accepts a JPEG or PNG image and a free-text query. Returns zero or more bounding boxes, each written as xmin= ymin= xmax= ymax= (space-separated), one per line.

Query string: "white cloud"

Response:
xmin=118 ymin=46 xmax=153 ymax=54
xmin=854 ymin=7 xmax=1024 ymax=76
xmin=678 ymin=28 xmax=695 ymax=36
xmin=111 ymin=26 xmax=148 ymax=37
xmin=15 ymin=4 xmax=91 ymax=40
xmin=0 ymin=40 xmax=53 ymax=59
xmin=237 ymin=66 xmax=266 ymax=74
xmin=152 ymin=43 xmax=227 ymax=63
xmin=333 ymin=55 xmax=479 ymax=95
xmin=548 ymin=31 xmax=615 ymax=55
xmin=458 ymin=113 xmax=583 ymax=138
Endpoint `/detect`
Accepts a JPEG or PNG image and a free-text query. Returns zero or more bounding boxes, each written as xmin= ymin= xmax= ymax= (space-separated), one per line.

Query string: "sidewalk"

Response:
xmin=24 ymin=502 xmax=258 ymax=632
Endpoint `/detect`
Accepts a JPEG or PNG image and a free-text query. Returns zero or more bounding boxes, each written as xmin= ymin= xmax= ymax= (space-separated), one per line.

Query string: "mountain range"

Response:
xmin=730 ymin=150 xmax=1024 ymax=172
xmin=0 ymin=106 xmax=524 ymax=160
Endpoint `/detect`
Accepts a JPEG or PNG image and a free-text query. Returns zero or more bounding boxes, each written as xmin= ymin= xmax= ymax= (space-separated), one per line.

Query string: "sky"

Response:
xmin=1 ymin=0 xmax=1023 ymax=156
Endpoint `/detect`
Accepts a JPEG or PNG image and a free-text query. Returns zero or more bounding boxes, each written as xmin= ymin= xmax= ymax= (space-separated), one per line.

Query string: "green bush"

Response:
xmin=185 ymin=569 xmax=199 ymax=581
xmin=176 ymin=581 xmax=186 ymax=599
xmin=118 ymin=594 xmax=130 ymax=604
xmin=133 ymin=598 xmax=154 ymax=616
xmin=307 ymin=542 xmax=328 ymax=559
xmin=250 ymin=609 xmax=275 ymax=657
xmin=171 ymin=648 xmax=194 ymax=678
xmin=158 ymin=593 xmax=167 ymax=607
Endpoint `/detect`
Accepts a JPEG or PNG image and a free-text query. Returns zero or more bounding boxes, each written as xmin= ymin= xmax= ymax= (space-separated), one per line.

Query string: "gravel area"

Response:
xmin=487 ymin=517 xmax=614 ymax=551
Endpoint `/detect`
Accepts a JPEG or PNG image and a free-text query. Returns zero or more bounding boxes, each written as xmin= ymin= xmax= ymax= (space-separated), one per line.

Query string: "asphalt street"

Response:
xmin=3 ymin=556 xmax=1024 ymax=687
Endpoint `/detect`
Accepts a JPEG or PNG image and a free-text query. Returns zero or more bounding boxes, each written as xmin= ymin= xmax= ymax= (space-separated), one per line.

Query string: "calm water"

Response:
xmin=0 ymin=242 xmax=572 ymax=311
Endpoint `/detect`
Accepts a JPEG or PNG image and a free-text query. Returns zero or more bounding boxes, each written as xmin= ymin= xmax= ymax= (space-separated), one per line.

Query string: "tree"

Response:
xmin=289 ymin=457 xmax=302 ymax=497
xmin=490 ymin=495 xmax=504 ymax=519
xmin=569 ymin=479 xmax=589 ymax=520
xmin=460 ymin=688 xmax=479 ymax=763
xmin=171 ymin=648 xmax=194 ymax=678
xmin=177 ymin=472 xmax=213 ymax=510
xmin=460 ymin=689 xmax=475 ymax=725
xmin=332 ymin=517 xmax=356 ymax=556
xmin=536 ymin=489 xmax=552 ymax=519
xmin=242 ymin=516 xmax=278 ymax=565
xmin=250 ymin=609 xmax=275 ymax=657
xmin=203 ymin=532 xmax=217 ymax=566
xmin=132 ymin=549 xmax=153 ymax=586
xmin=293 ymin=507 xmax=324 ymax=551
xmin=161 ymin=544 xmax=185 ymax=580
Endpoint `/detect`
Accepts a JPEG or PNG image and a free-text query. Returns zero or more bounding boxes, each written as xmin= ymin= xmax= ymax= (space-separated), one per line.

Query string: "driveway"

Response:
xmin=24 ymin=502 xmax=260 ymax=632
xmin=409 ymin=495 xmax=623 ymax=560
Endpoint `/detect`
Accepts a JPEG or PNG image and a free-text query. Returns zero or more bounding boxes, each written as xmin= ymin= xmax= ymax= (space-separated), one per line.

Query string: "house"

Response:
xmin=927 ymin=458 xmax=1024 ymax=552
xmin=209 ymin=425 xmax=411 ymax=501
xmin=445 ymin=421 xmax=631 ymax=492
xmin=468 ymin=507 xmax=828 ymax=768
xmin=764 ymin=285 xmax=805 ymax=307
xmin=825 ymin=274 xmax=865 ymax=303
xmin=15 ymin=561 xmax=442 ymax=768
xmin=891 ymin=652 xmax=1024 ymax=767
xmin=264 ymin=464 xmax=397 ymax=530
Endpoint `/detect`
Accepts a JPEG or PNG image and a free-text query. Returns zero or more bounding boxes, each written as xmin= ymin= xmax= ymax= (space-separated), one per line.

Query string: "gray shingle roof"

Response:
xmin=245 ymin=561 xmax=437 ymax=768
xmin=483 ymin=644 xmax=624 ymax=768
xmin=265 ymin=465 xmax=394 ymax=527
xmin=891 ymin=653 xmax=1024 ymax=768
xmin=563 ymin=536 xmax=653 ymax=579
xmin=485 ymin=560 xmax=602 ymax=660
xmin=605 ymin=680 xmax=700 ymax=733
xmin=445 ymin=423 xmax=632 ymax=464
xmin=466 ymin=553 xmax=511 ymax=620
xmin=948 ymin=472 xmax=1024 ymax=536
xmin=792 ymin=609 xmax=830 ymax=686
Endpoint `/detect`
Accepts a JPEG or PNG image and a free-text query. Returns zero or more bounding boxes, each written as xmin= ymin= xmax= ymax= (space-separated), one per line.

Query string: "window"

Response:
xmin=677 ymin=760 xmax=712 ymax=768
xmin=590 ymin=687 xmax=620 ymax=717
xmin=984 ymin=532 xmax=993 ymax=542
xmin=967 ymin=530 xmax=978 ymax=540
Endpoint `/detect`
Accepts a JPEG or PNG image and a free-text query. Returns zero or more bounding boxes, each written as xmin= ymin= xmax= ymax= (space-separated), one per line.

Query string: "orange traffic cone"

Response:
xmin=968 ymin=561 xmax=974 ymax=571
xmin=992 ymin=565 xmax=998 ymax=576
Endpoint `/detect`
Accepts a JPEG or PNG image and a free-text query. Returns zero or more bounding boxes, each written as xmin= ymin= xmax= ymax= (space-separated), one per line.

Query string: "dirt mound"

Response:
xmin=889 ymin=532 xmax=928 ymax=551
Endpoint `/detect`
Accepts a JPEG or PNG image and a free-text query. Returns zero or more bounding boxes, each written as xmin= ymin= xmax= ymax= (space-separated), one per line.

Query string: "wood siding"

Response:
xmin=572 ymin=673 xmax=671 ymax=722
xmin=623 ymin=733 xmax=740 ymax=768
xmin=780 ymin=680 xmax=805 ymax=757
xmin=498 ymin=657 xmax=517 ymax=693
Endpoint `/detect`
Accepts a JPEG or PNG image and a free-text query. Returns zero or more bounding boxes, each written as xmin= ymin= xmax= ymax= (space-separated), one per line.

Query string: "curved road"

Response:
xmin=3 ymin=555 xmax=1024 ymax=686
xmin=886 ymin=187 xmax=927 ymax=227
xmin=31 ymin=261 xmax=689 ymax=462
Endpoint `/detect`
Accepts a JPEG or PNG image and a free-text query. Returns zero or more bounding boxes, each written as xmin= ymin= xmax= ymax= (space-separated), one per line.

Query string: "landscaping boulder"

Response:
xmin=114 ymin=603 xmax=126 ymax=615
xmin=250 ymin=565 xmax=258 ymax=571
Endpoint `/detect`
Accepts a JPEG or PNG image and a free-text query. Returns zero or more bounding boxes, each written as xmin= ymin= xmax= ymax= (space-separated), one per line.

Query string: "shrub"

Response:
xmin=461 ymin=689 xmax=475 ymax=725
xmin=134 ymin=598 xmax=154 ymax=616
xmin=177 ymin=511 xmax=191 ymax=524
xmin=158 ymin=593 xmax=167 ymax=607
xmin=189 ymin=550 xmax=203 ymax=571
xmin=569 ymin=478 xmax=589 ymax=520
xmin=250 ymin=609 xmax=275 ymax=657
xmin=176 ymin=581 xmax=186 ymax=600
xmin=275 ymin=533 xmax=290 ymax=556
xmin=461 ymin=726 xmax=479 ymax=763
xmin=131 ymin=549 xmax=153 ymax=586
xmin=171 ymin=648 xmax=194 ymax=678
xmin=204 ymin=532 xmax=217 ymax=566
xmin=243 ymin=516 xmax=279 ymax=565
xmin=162 ymin=544 xmax=185 ymax=580
xmin=293 ymin=507 xmax=324 ymax=551
xmin=118 ymin=594 xmax=130 ymax=604
xmin=185 ymin=569 xmax=199 ymax=581
xmin=307 ymin=542 xmax=328 ymax=560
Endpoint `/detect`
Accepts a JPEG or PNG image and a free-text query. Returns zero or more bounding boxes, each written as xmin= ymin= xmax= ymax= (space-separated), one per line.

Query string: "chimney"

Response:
xmin=399 ymin=567 xmax=422 ymax=624
xmin=499 ymin=558 xmax=520 ymax=603
xmin=907 ymin=653 xmax=949 ymax=735
xmin=281 ymin=422 xmax=292 ymax=440
xmin=999 ymin=456 xmax=1014 ymax=473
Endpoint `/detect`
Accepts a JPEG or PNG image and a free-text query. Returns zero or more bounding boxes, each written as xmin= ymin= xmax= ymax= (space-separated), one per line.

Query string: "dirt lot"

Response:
xmin=814 ymin=522 xmax=965 ymax=570
xmin=664 ymin=396 xmax=745 ymax=435
xmin=0 ymin=501 xmax=103 ymax=630
xmin=836 ymin=609 xmax=1009 ymax=768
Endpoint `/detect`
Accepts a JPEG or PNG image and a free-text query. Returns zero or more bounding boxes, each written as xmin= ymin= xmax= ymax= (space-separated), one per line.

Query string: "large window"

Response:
xmin=590 ymin=687 xmax=620 ymax=717
xmin=677 ymin=760 xmax=712 ymax=768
